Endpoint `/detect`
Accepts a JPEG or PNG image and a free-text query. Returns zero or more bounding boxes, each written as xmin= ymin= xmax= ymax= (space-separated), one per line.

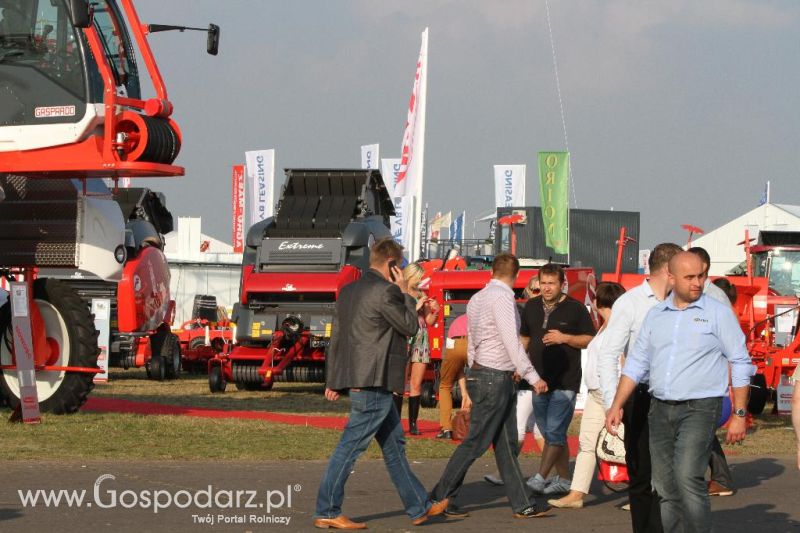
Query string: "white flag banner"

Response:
xmin=493 ymin=164 xmax=526 ymax=208
xmin=361 ymin=144 xmax=380 ymax=170
xmin=391 ymin=195 xmax=415 ymax=255
xmin=245 ymin=149 xmax=275 ymax=227
xmin=381 ymin=158 xmax=402 ymax=197
xmin=394 ymin=29 xmax=428 ymax=262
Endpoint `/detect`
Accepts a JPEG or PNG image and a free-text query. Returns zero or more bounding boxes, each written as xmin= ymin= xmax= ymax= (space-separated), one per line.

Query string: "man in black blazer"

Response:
xmin=314 ymin=238 xmax=448 ymax=529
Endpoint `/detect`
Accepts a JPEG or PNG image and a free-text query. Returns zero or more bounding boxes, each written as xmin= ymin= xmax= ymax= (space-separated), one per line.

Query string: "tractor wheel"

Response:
xmin=747 ymin=373 xmax=768 ymax=415
xmin=162 ymin=333 xmax=181 ymax=380
xmin=0 ymin=278 xmax=99 ymax=414
xmin=188 ymin=336 xmax=206 ymax=351
xmin=209 ymin=365 xmax=226 ymax=393
xmin=147 ymin=354 xmax=166 ymax=381
xmin=420 ymin=381 xmax=438 ymax=408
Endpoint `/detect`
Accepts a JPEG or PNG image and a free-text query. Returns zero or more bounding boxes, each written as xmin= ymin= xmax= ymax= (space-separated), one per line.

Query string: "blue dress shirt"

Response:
xmin=621 ymin=293 xmax=756 ymax=401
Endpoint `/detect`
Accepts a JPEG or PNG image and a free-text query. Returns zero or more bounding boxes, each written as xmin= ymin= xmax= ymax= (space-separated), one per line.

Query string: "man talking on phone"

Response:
xmin=314 ymin=238 xmax=449 ymax=529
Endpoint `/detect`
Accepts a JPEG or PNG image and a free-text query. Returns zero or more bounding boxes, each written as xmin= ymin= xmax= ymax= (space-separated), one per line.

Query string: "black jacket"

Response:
xmin=325 ymin=269 xmax=419 ymax=394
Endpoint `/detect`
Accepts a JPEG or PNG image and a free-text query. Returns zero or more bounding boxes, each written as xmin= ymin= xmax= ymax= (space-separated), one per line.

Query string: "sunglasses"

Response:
xmin=528 ymin=287 xmax=541 ymax=294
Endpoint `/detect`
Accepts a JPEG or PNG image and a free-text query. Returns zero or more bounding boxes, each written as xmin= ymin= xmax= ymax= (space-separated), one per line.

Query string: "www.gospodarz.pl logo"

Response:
xmin=18 ymin=474 xmax=299 ymax=525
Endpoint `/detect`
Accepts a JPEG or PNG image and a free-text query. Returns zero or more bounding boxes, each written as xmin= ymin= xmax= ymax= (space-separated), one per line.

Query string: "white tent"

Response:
xmin=163 ymin=218 xmax=243 ymax=323
xmin=691 ymin=203 xmax=800 ymax=275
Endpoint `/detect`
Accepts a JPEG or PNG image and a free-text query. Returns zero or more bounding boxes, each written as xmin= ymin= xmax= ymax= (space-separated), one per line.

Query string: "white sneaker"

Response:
xmin=543 ymin=475 xmax=571 ymax=495
xmin=484 ymin=474 xmax=504 ymax=486
xmin=526 ymin=474 xmax=547 ymax=493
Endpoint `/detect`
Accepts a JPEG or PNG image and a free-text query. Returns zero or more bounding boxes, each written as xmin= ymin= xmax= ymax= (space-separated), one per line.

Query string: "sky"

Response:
xmin=131 ymin=0 xmax=800 ymax=250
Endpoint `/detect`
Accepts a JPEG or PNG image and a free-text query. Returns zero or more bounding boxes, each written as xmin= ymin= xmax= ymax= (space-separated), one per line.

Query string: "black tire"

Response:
xmin=148 ymin=354 xmax=166 ymax=381
xmin=748 ymin=373 xmax=768 ymax=415
xmin=209 ymin=365 xmax=226 ymax=393
xmin=420 ymin=380 xmax=438 ymax=408
xmin=0 ymin=278 xmax=99 ymax=414
xmin=162 ymin=333 xmax=181 ymax=380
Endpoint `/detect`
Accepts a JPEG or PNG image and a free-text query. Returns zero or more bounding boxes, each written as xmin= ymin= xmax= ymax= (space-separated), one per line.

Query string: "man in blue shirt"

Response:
xmin=606 ymin=252 xmax=755 ymax=533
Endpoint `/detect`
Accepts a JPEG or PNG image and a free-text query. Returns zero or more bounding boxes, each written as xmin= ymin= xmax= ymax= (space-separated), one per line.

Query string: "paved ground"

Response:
xmin=0 ymin=456 xmax=798 ymax=532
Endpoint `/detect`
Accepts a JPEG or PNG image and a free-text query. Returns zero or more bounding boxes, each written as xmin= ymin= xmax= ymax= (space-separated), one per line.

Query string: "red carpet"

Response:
xmin=83 ymin=397 xmax=579 ymax=455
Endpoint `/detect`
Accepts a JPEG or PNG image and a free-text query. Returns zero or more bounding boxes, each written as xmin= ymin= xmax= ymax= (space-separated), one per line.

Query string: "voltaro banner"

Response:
xmin=493 ymin=164 xmax=526 ymax=208
xmin=245 ymin=149 xmax=275 ymax=228
xmin=231 ymin=165 xmax=245 ymax=253
xmin=361 ymin=144 xmax=380 ymax=170
xmin=538 ymin=152 xmax=570 ymax=254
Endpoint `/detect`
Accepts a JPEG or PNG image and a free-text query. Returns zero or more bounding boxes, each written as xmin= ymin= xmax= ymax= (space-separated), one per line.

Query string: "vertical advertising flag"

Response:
xmin=361 ymin=144 xmax=380 ymax=170
xmin=381 ymin=158 xmax=402 ymax=197
xmin=231 ymin=165 xmax=245 ymax=253
xmin=245 ymin=149 xmax=275 ymax=228
xmin=428 ymin=212 xmax=442 ymax=240
xmin=493 ymin=164 xmax=526 ymax=208
xmin=538 ymin=152 xmax=570 ymax=254
xmin=391 ymin=195 xmax=415 ymax=255
xmin=394 ymin=28 xmax=429 ymax=261
xmin=450 ymin=212 xmax=464 ymax=244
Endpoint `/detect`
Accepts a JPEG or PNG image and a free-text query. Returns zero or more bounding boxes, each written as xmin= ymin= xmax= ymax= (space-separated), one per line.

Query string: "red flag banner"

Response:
xmin=232 ymin=165 xmax=245 ymax=253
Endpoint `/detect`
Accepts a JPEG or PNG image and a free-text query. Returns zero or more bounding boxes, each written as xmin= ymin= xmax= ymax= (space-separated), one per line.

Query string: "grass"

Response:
xmin=0 ymin=411 xmax=459 ymax=461
xmin=0 ymin=368 xmax=795 ymax=461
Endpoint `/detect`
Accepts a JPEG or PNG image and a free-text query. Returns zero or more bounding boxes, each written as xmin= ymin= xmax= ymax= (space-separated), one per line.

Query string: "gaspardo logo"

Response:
xmin=17 ymin=473 xmax=300 ymax=526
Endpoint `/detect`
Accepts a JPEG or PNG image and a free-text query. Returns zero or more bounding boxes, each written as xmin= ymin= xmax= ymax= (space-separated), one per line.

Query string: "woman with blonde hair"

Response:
xmin=401 ymin=262 xmax=440 ymax=435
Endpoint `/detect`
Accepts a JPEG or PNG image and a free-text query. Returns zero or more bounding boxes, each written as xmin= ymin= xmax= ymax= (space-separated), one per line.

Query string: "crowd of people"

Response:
xmin=313 ymin=237 xmax=799 ymax=531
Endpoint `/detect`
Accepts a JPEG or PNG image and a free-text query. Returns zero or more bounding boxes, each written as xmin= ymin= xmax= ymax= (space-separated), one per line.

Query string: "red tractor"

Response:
xmin=0 ymin=0 xmax=217 ymax=412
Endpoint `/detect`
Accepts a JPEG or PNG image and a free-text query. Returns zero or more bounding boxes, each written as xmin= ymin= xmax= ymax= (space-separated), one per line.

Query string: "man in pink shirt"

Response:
xmin=429 ymin=253 xmax=550 ymax=519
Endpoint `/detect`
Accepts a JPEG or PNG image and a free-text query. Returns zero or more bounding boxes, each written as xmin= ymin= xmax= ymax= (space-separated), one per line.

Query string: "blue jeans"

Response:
xmin=533 ymin=388 xmax=577 ymax=446
xmin=649 ymin=397 xmax=722 ymax=533
xmin=315 ymin=387 xmax=430 ymax=520
xmin=431 ymin=367 xmax=536 ymax=513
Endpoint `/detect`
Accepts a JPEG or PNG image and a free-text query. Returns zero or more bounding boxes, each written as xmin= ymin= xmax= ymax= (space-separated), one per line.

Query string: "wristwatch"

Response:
xmin=733 ymin=408 xmax=747 ymax=417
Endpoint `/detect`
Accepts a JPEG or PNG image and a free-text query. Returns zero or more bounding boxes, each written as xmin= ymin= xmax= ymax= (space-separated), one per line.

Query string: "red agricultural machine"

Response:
xmin=43 ymin=187 xmax=183 ymax=381
xmin=0 ymin=0 xmax=217 ymax=416
xmin=208 ymin=168 xmax=396 ymax=392
xmin=176 ymin=295 xmax=234 ymax=374
xmin=212 ymin=169 xmax=597 ymax=400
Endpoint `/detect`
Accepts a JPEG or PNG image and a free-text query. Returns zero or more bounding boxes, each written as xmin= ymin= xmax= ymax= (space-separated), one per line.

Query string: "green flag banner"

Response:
xmin=538 ymin=152 xmax=570 ymax=254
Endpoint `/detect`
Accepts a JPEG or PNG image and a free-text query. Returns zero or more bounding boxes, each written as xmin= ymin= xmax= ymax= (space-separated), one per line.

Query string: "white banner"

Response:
xmin=493 ymin=164 xmax=526 ymax=208
xmin=381 ymin=158 xmax=401 ymax=197
xmin=245 ymin=149 xmax=275 ymax=227
xmin=92 ymin=298 xmax=111 ymax=383
xmin=361 ymin=144 xmax=380 ymax=170
xmin=391 ymin=195 xmax=415 ymax=256
xmin=394 ymin=28 xmax=429 ymax=261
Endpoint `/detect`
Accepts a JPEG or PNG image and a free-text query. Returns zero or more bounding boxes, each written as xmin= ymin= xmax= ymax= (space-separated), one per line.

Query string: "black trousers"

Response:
xmin=709 ymin=435 xmax=733 ymax=487
xmin=623 ymin=384 xmax=662 ymax=533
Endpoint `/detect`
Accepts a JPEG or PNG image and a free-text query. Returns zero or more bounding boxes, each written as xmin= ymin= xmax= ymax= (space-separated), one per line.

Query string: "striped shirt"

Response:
xmin=467 ymin=279 xmax=541 ymax=386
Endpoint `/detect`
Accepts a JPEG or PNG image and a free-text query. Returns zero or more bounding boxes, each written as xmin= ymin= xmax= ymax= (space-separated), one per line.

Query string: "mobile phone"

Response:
xmin=388 ymin=259 xmax=397 ymax=281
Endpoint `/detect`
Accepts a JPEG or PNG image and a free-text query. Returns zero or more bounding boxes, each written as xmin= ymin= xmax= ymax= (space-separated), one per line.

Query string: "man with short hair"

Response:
xmin=430 ymin=253 xmax=551 ymax=519
xmin=597 ymin=242 xmax=682 ymax=532
xmin=314 ymin=238 xmax=448 ymax=529
xmin=521 ymin=263 xmax=595 ymax=495
xmin=606 ymin=252 xmax=755 ymax=533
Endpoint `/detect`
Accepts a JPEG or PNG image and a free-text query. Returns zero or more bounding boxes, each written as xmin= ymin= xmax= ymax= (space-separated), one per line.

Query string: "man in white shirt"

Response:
xmin=597 ymin=243 xmax=682 ymax=533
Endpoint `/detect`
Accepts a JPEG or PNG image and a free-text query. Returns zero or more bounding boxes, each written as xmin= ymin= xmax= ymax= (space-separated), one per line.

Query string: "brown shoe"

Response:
xmin=313 ymin=516 xmax=368 ymax=529
xmin=411 ymin=498 xmax=450 ymax=526
xmin=708 ymin=481 xmax=734 ymax=497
